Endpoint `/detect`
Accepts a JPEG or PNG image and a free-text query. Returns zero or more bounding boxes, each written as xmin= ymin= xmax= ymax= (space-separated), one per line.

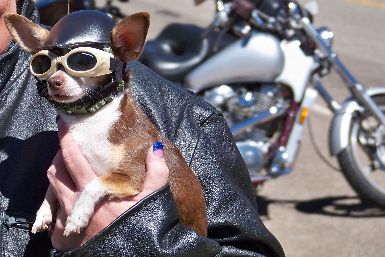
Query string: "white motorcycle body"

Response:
xmin=185 ymin=33 xmax=316 ymax=102
xmin=185 ymin=32 xmax=284 ymax=91
xmin=184 ymin=32 xmax=318 ymax=177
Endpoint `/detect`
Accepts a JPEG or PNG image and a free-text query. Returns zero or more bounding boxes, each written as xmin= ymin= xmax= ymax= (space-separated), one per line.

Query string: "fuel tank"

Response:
xmin=185 ymin=32 xmax=284 ymax=92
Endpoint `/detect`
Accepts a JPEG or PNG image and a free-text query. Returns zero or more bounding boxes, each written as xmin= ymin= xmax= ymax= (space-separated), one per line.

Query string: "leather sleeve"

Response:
xmin=52 ymin=112 xmax=284 ymax=257
xmin=190 ymin=113 xmax=284 ymax=256
xmin=51 ymin=186 xmax=221 ymax=257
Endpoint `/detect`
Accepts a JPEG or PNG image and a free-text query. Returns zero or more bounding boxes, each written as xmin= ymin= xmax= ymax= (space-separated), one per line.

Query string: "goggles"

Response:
xmin=30 ymin=47 xmax=115 ymax=80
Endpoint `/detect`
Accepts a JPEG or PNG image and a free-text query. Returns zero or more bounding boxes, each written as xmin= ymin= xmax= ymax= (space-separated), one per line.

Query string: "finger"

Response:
xmin=57 ymin=120 xmax=97 ymax=190
xmin=48 ymin=150 xmax=77 ymax=213
xmin=48 ymin=150 xmax=76 ymax=193
xmin=144 ymin=142 xmax=169 ymax=189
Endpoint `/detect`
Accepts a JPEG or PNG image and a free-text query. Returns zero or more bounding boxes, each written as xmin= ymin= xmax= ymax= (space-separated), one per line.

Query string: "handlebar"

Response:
xmin=211 ymin=0 xmax=284 ymax=36
xmin=231 ymin=0 xmax=254 ymax=19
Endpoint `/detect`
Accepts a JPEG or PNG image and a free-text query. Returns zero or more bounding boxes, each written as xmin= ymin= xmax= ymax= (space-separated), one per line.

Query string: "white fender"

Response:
xmin=329 ymin=87 xmax=385 ymax=156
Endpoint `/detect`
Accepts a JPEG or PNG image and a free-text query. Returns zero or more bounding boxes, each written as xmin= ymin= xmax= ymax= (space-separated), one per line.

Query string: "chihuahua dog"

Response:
xmin=5 ymin=11 xmax=207 ymax=237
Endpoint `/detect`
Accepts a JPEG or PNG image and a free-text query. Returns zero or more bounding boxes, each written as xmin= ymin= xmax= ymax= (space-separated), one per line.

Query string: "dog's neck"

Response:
xmin=59 ymin=92 xmax=128 ymax=176
xmin=58 ymin=79 xmax=126 ymax=115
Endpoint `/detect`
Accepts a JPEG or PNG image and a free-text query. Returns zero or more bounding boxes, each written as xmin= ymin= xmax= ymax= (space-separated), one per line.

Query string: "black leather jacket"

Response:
xmin=0 ymin=0 xmax=57 ymax=256
xmin=0 ymin=1 xmax=284 ymax=256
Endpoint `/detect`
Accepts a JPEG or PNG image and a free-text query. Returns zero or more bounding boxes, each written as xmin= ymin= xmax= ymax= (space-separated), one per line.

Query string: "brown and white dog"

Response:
xmin=5 ymin=12 xmax=207 ymax=237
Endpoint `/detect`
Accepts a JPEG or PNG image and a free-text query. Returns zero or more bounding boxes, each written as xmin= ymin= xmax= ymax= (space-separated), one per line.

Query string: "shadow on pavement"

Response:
xmin=256 ymin=195 xmax=385 ymax=218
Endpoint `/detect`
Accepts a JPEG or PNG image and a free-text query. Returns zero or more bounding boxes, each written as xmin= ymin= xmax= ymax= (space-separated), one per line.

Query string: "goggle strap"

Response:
xmin=110 ymin=58 xmax=124 ymax=78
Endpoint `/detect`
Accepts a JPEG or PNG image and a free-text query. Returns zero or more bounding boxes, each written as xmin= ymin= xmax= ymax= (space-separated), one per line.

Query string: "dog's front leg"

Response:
xmin=63 ymin=178 xmax=107 ymax=236
xmin=32 ymin=185 xmax=58 ymax=233
xmin=63 ymin=173 xmax=143 ymax=236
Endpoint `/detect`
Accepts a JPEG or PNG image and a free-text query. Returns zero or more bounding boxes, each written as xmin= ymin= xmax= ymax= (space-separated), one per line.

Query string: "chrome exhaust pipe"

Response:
xmin=230 ymin=106 xmax=288 ymax=137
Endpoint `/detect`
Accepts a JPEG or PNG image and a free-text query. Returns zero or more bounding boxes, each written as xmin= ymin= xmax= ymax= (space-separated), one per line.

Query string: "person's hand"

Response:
xmin=48 ymin=120 xmax=169 ymax=251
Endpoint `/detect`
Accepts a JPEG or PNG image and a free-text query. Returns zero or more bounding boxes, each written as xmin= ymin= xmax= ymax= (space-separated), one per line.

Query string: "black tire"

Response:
xmin=337 ymin=95 xmax=385 ymax=207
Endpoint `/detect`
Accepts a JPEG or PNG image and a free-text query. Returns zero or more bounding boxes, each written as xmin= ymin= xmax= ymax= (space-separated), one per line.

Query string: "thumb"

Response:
xmin=145 ymin=142 xmax=169 ymax=182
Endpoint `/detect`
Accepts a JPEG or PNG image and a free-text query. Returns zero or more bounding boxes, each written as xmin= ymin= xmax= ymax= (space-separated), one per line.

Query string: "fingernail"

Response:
xmin=153 ymin=141 xmax=164 ymax=158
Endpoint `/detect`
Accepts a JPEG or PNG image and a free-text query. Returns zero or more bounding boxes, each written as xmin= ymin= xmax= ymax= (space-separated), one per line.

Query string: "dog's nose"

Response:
xmin=48 ymin=76 xmax=65 ymax=90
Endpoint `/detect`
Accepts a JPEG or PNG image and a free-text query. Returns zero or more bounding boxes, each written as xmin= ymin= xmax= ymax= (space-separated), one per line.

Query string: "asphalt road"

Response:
xmin=96 ymin=0 xmax=385 ymax=256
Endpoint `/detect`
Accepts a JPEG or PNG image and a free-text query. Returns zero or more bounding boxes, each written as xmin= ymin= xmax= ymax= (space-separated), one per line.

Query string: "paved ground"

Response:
xmin=97 ymin=0 xmax=385 ymax=256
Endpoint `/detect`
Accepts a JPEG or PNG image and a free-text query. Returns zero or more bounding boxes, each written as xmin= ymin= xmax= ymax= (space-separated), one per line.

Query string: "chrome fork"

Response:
xmin=300 ymin=16 xmax=385 ymax=125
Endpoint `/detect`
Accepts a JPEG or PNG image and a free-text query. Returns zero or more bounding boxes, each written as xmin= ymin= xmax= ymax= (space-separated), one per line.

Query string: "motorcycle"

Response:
xmin=35 ymin=0 xmax=127 ymax=26
xmin=140 ymin=0 xmax=385 ymax=208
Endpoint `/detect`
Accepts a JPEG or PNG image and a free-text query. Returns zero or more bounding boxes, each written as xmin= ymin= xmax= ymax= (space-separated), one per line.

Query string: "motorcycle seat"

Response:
xmin=140 ymin=23 xmax=210 ymax=82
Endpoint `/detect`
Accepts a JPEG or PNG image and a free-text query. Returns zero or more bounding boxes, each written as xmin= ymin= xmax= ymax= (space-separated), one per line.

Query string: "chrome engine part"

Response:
xmin=236 ymin=138 xmax=270 ymax=179
xmin=203 ymin=84 xmax=284 ymax=125
xmin=202 ymin=85 xmax=236 ymax=109
xmin=203 ymin=83 xmax=288 ymax=176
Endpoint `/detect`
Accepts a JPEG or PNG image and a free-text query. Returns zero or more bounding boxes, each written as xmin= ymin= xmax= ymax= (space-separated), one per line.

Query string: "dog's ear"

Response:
xmin=111 ymin=12 xmax=150 ymax=63
xmin=4 ymin=14 xmax=49 ymax=53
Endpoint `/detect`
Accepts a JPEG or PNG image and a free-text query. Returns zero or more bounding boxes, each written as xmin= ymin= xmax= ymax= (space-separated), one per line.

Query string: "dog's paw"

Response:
xmin=63 ymin=223 xmax=81 ymax=237
xmin=63 ymin=214 xmax=87 ymax=236
xmin=31 ymin=213 xmax=52 ymax=234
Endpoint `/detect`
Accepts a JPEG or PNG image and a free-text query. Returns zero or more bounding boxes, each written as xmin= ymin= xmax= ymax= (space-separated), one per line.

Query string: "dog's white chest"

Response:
xmin=61 ymin=95 xmax=124 ymax=176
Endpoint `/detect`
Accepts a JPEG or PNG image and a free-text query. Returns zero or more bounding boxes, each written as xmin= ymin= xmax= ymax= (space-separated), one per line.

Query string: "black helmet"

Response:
xmin=43 ymin=10 xmax=116 ymax=49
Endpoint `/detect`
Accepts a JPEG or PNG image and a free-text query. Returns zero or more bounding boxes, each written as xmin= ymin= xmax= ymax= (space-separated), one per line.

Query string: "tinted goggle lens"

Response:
xmin=67 ymin=52 xmax=98 ymax=71
xmin=31 ymin=55 xmax=52 ymax=74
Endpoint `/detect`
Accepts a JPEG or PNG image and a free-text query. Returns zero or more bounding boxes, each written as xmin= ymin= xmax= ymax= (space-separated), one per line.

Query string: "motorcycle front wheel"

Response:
xmin=337 ymin=94 xmax=385 ymax=208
